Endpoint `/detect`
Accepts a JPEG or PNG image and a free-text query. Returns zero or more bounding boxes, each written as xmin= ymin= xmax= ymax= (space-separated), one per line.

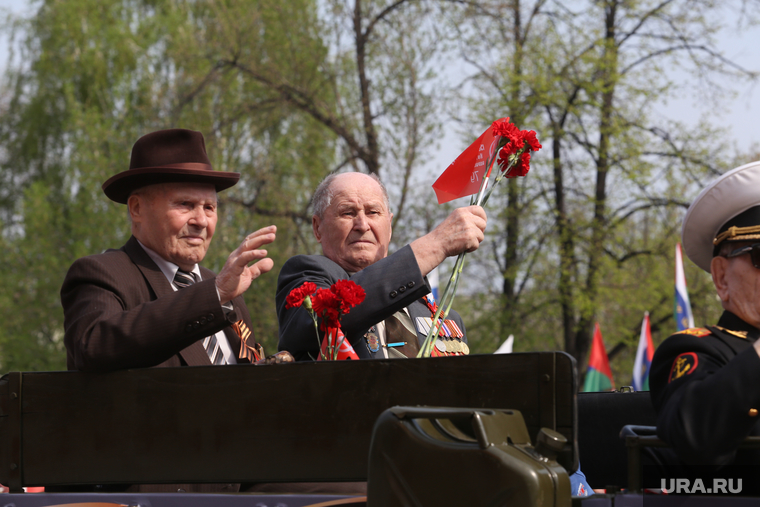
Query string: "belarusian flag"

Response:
xmin=583 ymin=323 xmax=615 ymax=392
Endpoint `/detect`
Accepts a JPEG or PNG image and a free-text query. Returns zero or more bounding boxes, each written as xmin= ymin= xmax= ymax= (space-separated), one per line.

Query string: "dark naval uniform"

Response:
xmin=650 ymin=311 xmax=760 ymax=471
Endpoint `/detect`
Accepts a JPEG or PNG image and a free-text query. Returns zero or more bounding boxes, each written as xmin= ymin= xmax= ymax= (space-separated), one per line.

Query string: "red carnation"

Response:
xmin=285 ymin=281 xmax=317 ymax=309
xmin=523 ymin=130 xmax=542 ymax=152
xmin=496 ymin=146 xmax=517 ymax=170
xmin=491 ymin=118 xmax=513 ymax=137
xmin=494 ymin=120 xmax=523 ymax=148
xmin=331 ymin=279 xmax=366 ymax=313
xmin=505 ymin=152 xmax=531 ymax=178
xmin=312 ymin=288 xmax=341 ymax=329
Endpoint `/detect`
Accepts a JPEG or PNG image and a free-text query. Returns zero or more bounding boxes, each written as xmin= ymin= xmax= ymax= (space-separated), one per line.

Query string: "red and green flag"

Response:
xmin=583 ymin=323 xmax=615 ymax=392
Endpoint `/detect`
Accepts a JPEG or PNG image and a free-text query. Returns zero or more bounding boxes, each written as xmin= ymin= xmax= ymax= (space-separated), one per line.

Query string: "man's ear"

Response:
xmin=127 ymin=194 xmax=141 ymax=223
xmin=312 ymin=215 xmax=322 ymax=242
xmin=388 ymin=212 xmax=393 ymax=242
xmin=711 ymin=255 xmax=730 ymax=303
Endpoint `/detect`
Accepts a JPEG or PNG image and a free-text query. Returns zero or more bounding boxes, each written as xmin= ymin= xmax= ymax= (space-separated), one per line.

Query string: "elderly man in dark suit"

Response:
xmin=62 ymin=128 xmax=277 ymax=373
xmin=276 ymin=171 xmax=487 ymax=360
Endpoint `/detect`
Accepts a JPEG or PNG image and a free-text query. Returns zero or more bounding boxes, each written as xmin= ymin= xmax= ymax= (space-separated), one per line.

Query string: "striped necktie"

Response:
xmin=173 ymin=269 xmax=226 ymax=365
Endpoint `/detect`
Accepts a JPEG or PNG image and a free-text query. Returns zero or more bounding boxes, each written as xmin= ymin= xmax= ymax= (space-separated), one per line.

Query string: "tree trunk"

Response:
xmin=353 ymin=0 xmax=380 ymax=175
xmin=500 ymin=0 xmax=524 ymax=342
xmin=574 ymin=0 xmax=619 ymax=370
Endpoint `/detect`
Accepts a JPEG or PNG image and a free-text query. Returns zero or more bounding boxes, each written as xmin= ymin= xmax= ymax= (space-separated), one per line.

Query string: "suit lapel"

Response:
xmin=124 ymin=236 xmax=211 ymax=366
xmin=124 ymin=236 xmax=174 ymax=298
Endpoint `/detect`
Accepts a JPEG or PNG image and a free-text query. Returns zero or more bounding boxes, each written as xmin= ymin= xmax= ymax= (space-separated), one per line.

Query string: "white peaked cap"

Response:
xmin=682 ymin=161 xmax=760 ymax=273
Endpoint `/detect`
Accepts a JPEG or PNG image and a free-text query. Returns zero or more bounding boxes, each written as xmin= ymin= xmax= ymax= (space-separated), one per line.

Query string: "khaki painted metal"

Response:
xmin=367 ymin=407 xmax=571 ymax=507
xmin=0 ymin=352 xmax=577 ymax=491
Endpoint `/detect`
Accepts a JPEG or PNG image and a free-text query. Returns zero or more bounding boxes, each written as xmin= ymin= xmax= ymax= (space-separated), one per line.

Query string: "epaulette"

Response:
xmin=672 ymin=327 xmax=712 ymax=338
xmin=714 ymin=326 xmax=748 ymax=339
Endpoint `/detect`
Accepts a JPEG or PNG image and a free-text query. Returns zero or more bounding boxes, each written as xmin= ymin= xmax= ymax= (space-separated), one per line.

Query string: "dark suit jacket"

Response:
xmin=61 ymin=236 xmax=254 ymax=372
xmin=276 ymin=245 xmax=466 ymax=360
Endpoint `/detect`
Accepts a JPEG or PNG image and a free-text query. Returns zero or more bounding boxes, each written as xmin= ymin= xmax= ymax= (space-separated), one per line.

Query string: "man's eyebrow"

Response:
xmin=172 ymin=196 xmax=218 ymax=205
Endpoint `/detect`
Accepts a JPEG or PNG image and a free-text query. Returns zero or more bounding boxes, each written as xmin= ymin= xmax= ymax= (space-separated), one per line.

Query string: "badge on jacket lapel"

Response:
xmin=365 ymin=325 xmax=380 ymax=353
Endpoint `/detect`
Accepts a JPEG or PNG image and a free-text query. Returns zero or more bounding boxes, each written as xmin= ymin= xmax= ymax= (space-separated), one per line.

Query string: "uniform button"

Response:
xmin=208 ymin=313 xmax=215 ymax=320
xmin=750 ymin=408 xmax=758 ymax=417
xmin=389 ymin=291 xmax=398 ymax=298
xmin=185 ymin=324 xmax=193 ymax=333
xmin=398 ymin=286 xmax=406 ymax=293
xmin=407 ymin=281 xmax=415 ymax=288
xmin=200 ymin=317 xmax=207 ymax=325
xmin=177 ymin=488 xmax=186 ymax=492
xmin=193 ymin=321 xmax=201 ymax=329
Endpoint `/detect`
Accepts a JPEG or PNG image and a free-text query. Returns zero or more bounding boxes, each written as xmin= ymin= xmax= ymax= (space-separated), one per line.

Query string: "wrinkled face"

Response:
xmin=712 ymin=248 xmax=760 ymax=328
xmin=313 ymin=173 xmax=392 ymax=272
xmin=129 ymin=182 xmax=218 ymax=270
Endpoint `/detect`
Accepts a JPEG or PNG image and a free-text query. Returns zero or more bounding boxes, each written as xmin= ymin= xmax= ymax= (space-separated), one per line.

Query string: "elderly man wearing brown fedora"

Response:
xmin=61 ymin=128 xmax=277 ymax=373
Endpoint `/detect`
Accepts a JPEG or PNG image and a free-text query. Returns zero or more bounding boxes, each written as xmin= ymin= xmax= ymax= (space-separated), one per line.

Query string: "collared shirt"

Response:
xmin=137 ymin=240 xmax=237 ymax=364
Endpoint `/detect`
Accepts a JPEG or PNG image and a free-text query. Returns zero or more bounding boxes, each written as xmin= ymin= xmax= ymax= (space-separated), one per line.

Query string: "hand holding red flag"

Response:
xmin=419 ymin=118 xmax=542 ymax=357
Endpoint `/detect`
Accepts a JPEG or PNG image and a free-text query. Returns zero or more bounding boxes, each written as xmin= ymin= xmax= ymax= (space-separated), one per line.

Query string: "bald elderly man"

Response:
xmin=276 ymin=172 xmax=486 ymax=361
xmin=650 ymin=161 xmax=760 ymax=482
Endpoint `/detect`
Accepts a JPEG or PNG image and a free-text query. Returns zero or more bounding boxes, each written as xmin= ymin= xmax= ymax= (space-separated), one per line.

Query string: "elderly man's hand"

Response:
xmin=410 ymin=206 xmax=487 ymax=276
xmin=216 ymin=225 xmax=277 ymax=304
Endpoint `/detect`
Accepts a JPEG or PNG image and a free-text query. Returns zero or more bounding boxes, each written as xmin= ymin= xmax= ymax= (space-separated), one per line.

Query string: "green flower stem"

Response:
xmin=308 ymin=307 xmax=328 ymax=361
xmin=474 ymin=140 xmax=503 ymax=206
xmin=330 ymin=329 xmax=338 ymax=360
xmin=417 ymin=251 xmax=467 ymax=357
xmin=479 ymin=146 xmax=526 ymax=206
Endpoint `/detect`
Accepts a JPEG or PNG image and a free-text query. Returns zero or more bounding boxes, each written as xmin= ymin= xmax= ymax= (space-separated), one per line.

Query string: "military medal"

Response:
xmin=365 ymin=326 xmax=380 ymax=353
xmin=418 ymin=295 xmax=469 ymax=355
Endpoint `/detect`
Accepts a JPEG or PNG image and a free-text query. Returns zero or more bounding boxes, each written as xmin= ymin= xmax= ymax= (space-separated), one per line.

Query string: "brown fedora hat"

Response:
xmin=102 ymin=129 xmax=240 ymax=204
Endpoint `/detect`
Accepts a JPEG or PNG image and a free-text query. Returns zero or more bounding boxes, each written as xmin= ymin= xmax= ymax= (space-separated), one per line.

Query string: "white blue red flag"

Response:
xmin=632 ymin=312 xmax=654 ymax=391
xmin=674 ymin=243 xmax=694 ymax=331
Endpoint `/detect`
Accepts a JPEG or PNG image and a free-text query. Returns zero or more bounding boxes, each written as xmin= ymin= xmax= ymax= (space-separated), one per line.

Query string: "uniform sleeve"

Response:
xmin=276 ymin=246 xmax=430 ymax=360
xmin=650 ymin=334 xmax=760 ymax=465
xmin=61 ymin=255 xmax=231 ymax=372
